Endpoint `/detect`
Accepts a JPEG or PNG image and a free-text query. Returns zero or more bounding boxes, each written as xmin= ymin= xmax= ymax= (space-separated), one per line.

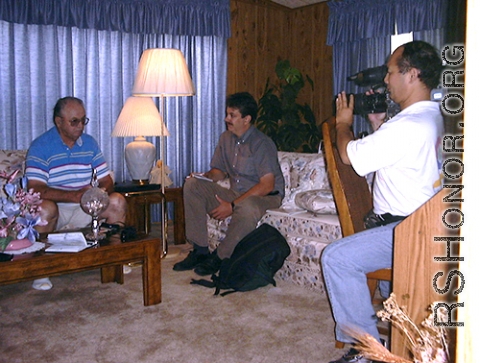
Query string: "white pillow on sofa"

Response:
xmin=278 ymin=151 xmax=330 ymax=210
xmin=294 ymin=189 xmax=337 ymax=214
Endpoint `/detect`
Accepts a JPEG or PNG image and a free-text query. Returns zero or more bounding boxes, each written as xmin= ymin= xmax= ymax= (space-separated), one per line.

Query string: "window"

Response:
xmin=391 ymin=32 xmax=413 ymax=53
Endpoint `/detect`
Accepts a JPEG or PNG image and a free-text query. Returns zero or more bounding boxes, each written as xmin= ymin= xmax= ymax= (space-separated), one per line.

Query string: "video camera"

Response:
xmin=347 ymin=65 xmax=387 ymax=88
xmin=346 ymin=65 xmax=444 ymax=116
xmin=346 ymin=65 xmax=389 ymax=115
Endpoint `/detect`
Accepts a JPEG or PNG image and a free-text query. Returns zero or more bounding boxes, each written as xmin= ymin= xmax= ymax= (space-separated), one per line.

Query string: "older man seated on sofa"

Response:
xmin=25 ymin=96 xmax=127 ymax=290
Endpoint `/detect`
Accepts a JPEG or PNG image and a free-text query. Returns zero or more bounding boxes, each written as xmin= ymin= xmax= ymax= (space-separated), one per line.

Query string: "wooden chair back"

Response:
xmin=321 ymin=116 xmax=373 ymax=237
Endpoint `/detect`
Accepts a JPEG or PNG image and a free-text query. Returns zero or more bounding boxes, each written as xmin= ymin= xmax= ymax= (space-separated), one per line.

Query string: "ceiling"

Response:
xmin=269 ymin=0 xmax=328 ymax=9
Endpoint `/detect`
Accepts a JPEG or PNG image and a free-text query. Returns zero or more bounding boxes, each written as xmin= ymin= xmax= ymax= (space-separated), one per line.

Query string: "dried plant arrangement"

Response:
xmin=347 ymin=293 xmax=450 ymax=363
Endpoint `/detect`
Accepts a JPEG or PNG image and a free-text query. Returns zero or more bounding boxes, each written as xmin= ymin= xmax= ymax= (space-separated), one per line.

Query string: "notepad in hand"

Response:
xmin=192 ymin=173 xmax=213 ymax=182
xmin=45 ymin=232 xmax=92 ymax=253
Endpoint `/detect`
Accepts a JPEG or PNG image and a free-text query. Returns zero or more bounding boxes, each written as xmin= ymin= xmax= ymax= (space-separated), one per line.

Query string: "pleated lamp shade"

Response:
xmin=112 ymin=97 xmax=169 ymax=183
xmin=132 ymin=49 xmax=195 ymax=96
xmin=112 ymin=96 xmax=169 ymax=137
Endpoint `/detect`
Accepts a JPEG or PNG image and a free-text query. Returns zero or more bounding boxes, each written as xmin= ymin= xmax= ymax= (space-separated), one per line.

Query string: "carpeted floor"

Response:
xmin=0 ymin=226 xmax=343 ymax=363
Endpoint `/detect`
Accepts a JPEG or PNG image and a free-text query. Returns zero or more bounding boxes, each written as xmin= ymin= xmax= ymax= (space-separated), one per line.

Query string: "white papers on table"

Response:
xmin=45 ymin=232 xmax=91 ymax=253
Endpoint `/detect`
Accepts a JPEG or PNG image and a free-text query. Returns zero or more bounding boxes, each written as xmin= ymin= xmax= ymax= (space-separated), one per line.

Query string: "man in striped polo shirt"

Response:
xmin=25 ymin=97 xmax=127 ymax=290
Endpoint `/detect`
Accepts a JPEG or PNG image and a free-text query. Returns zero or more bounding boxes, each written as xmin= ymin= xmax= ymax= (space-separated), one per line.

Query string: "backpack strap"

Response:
xmin=190 ymin=278 xmax=216 ymax=288
xmin=219 ymin=290 xmax=237 ymax=297
xmin=190 ymin=276 xmax=237 ymax=296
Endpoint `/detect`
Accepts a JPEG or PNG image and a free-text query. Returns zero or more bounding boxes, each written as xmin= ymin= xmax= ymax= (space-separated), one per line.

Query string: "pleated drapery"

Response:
xmin=327 ymin=0 xmax=396 ymax=46
xmin=327 ymin=0 xmax=449 ymax=45
xmin=0 ymin=0 xmax=231 ymax=37
xmin=395 ymin=0 xmax=449 ymax=36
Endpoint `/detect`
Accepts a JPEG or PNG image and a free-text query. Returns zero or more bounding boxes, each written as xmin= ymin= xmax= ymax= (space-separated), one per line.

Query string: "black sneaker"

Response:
xmin=329 ymin=348 xmax=371 ymax=363
xmin=173 ymin=250 xmax=210 ymax=271
xmin=193 ymin=251 xmax=222 ymax=276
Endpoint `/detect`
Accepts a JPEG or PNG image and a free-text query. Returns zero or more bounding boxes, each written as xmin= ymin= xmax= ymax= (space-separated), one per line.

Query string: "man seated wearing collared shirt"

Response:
xmin=173 ymin=92 xmax=285 ymax=276
xmin=322 ymin=41 xmax=444 ymax=363
xmin=25 ymin=96 xmax=127 ymax=290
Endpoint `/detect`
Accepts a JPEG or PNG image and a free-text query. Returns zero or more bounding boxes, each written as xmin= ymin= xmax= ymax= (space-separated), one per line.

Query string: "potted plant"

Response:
xmin=255 ymin=60 xmax=321 ymax=153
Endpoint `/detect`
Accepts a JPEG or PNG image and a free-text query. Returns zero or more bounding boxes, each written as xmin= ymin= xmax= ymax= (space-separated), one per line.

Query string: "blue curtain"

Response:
xmin=395 ymin=0 xmax=449 ymax=36
xmin=0 ymin=0 xmax=231 ymax=37
xmin=327 ymin=0 xmax=396 ymax=46
xmin=399 ymin=0 xmax=447 ymax=51
xmin=327 ymin=0 xmax=449 ymax=135
xmin=0 ymin=0 xmax=229 ymax=222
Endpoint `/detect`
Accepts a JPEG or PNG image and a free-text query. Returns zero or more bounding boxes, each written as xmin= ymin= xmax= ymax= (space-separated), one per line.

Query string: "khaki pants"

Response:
xmin=183 ymin=177 xmax=282 ymax=259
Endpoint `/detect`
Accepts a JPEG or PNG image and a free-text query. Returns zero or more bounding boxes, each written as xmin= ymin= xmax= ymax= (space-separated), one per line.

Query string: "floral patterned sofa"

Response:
xmin=0 ymin=150 xmax=27 ymax=196
xmin=207 ymin=151 xmax=342 ymax=293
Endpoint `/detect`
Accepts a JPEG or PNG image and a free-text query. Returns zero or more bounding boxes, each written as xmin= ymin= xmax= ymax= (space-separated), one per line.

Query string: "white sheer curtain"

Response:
xmin=0 ymin=20 xmax=227 ymax=190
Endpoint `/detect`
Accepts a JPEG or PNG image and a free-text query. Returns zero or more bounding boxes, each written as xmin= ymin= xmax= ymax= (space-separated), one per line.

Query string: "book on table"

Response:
xmin=45 ymin=232 xmax=92 ymax=253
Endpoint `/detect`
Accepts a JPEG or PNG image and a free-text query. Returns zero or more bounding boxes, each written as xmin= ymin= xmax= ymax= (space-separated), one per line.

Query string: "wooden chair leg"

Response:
xmin=368 ymin=278 xmax=388 ymax=306
xmin=367 ymin=278 xmax=377 ymax=299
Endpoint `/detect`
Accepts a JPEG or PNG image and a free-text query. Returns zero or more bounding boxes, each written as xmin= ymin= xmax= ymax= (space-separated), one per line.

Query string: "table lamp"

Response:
xmin=111 ymin=96 xmax=169 ymax=184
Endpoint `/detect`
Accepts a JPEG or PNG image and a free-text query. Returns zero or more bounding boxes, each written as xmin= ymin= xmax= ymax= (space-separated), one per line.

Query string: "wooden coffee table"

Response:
xmin=0 ymin=233 xmax=162 ymax=306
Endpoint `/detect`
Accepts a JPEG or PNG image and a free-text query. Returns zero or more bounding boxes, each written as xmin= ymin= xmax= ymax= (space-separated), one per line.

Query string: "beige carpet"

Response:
xmin=0 ymin=231 xmax=342 ymax=363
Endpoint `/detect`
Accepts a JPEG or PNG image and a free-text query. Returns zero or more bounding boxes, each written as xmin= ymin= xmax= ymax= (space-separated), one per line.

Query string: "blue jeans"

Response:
xmin=321 ymin=221 xmax=401 ymax=343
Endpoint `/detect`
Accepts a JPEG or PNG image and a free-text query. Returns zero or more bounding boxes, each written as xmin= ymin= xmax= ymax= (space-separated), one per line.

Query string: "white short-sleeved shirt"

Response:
xmin=347 ymin=101 xmax=443 ymax=216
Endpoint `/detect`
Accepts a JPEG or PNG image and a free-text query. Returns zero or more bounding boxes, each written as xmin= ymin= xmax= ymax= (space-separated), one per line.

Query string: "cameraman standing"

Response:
xmin=322 ymin=40 xmax=444 ymax=363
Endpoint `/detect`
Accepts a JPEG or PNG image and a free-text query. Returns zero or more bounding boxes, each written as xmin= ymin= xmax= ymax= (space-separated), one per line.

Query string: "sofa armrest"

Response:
xmin=0 ymin=150 xmax=27 ymax=197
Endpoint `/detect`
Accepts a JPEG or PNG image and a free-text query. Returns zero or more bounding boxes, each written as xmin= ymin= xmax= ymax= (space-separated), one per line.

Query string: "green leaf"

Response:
xmin=257 ymin=59 xmax=321 ymax=152
xmin=0 ymin=236 xmax=14 ymax=252
xmin=275 ymin=60 xmax=291 ymax=80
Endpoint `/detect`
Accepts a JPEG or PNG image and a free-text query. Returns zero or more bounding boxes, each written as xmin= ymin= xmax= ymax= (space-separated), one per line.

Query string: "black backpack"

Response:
xmin=191 ymin=224 xmax=290 ymax=296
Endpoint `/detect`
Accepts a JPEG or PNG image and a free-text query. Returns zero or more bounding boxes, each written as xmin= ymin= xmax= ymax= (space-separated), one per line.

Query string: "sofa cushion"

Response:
xmin=294 ymin=189 xmax=337 ymax=215
xmin=278 ymin=151 xmax=330 ymax=210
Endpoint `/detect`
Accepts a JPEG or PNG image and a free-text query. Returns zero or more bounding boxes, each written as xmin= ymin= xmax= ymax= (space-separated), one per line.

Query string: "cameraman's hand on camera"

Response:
xmin=366 ymin=89 xmax=386 ymax=131
xmin=335 ymin=91 xmax=354 ymax=165
xmin=335 ymin=91 xmax=354 ymax=127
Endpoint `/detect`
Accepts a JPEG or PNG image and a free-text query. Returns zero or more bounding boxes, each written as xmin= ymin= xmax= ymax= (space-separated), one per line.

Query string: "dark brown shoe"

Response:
xmin=173 ymin=250 xmax=209 ymax=271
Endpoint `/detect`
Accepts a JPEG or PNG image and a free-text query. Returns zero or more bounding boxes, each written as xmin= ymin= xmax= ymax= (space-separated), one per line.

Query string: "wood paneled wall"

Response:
xmin=228 ymin=0 xmax=333 ymax=126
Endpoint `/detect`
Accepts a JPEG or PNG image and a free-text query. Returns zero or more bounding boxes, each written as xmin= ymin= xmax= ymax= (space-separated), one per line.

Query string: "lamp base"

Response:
xmin=125 ymin=136 xmax=156 ymax=182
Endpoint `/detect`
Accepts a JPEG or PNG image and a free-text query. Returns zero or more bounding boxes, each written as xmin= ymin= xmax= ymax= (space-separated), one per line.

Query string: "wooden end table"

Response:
xmin=116 ymin=183 xmax=185 ymax=245
xmin=0 ymin=234 xmax=162 ymax=306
